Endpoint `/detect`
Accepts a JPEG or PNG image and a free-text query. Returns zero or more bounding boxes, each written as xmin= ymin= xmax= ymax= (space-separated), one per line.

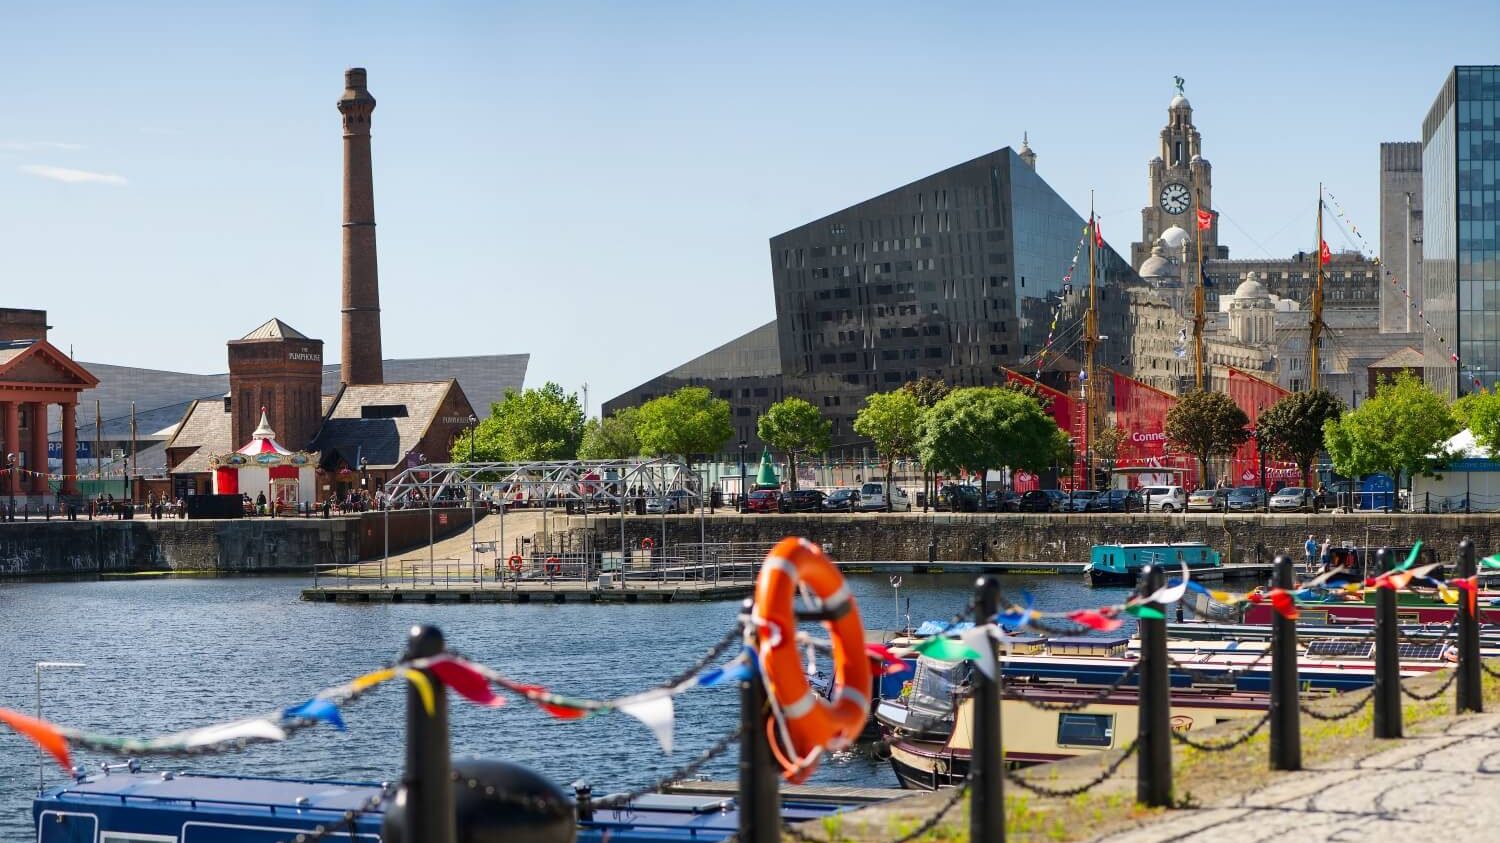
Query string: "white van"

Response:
xmin=1139 ymin=485 xmax=1187 ymax=513
xmin=857 ymin=482 xmax=912 ymax=512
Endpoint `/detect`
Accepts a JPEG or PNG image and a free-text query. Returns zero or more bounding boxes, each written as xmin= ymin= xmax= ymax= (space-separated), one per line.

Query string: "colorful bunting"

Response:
xmin=282 ymin=698 xmax=346 ymax=731
xmin=0 ymin=708 xmax=71 ymax=771
xmin=428 ymin=659 xmax=506 ymax=708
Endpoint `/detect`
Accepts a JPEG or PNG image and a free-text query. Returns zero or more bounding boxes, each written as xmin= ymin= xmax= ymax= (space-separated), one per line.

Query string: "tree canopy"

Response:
xmin=1164 ymin=391 xmax=1250 ymax=486
xmin=854 ymin=390 xmax=924 ymax=509
xmin=1092 ymin=425 xmax=1129 ymax=486
xmin=1324 ymin=371 xmax=1457 ymax=486
xmin=919 ymin=387 xmax=1063 ymax=484
xmin=756 ymin=397 xmax=830 ymax=491
xmin=901 ymin=376 xmax=952 ymax=408
xmin=1255 ymin=388 xmax=1345 ymax=487
xmin=635 ymin=386 xmax=733 ymax=467
xmin=577 ymin=407 xmax=641 ymax=460
xmin=451 ymin=381 xmax=585 ymax=463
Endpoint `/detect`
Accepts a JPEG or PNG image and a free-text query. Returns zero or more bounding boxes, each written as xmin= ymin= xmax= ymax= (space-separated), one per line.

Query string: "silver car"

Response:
xmin=1268 ymin=487 xmax=1314 ymax=512
xmin=1064 ymin=490 xmax=1098 ymax=512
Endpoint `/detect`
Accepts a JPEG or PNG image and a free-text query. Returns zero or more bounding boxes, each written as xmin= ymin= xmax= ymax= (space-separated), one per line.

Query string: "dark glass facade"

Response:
xmin=769 ymin=148 xmax=1137 ymax=443
xmin=1425 ymin=66 xmax=1500 ymax=397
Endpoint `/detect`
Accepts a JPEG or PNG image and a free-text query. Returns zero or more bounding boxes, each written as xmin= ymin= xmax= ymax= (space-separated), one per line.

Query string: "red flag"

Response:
xmin=1094 ymin=220 xmax=1104 ymax=248
xmin=1196 ymin=208 xmax=1213 ymax=230
xmin=1319 ymin=240 xmax=1331 ymax=265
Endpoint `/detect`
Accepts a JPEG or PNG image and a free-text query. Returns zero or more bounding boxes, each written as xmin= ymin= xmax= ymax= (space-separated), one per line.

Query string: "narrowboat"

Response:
xmin=1083 ymin=542 xmax=1221 ymax=587
xmin=1242 ymin=587 xmax=1500 ymax=626
xmin=1309 ymin=544 xmax=1441 ymax=586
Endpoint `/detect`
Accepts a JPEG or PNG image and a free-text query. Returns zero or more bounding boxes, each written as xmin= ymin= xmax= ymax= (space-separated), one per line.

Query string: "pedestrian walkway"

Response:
xmin=1101 ymin=711 xmax=1500 ymax=842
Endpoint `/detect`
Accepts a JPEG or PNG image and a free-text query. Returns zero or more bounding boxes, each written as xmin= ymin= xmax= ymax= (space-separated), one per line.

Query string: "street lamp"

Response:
xmin=359 ymin=456 xmax=369 ymax=498
xmin=737 ymin=439 xmax=748 ymax=513
xmin=5 ymin=452 xmax=14 ymax=522
xmin=1256 ymin=406 xmax=1268 ymax=513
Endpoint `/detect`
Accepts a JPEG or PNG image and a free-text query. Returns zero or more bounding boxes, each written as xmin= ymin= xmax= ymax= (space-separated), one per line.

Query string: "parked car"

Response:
xmin=1226 ymin=486 xmax=1267 ymax=512
xmin=985 ymin=490 xmax=1024 ymax=512
xmin=939 ymin=483 xmax=982 ymax=512
xmin=1138 ymin=485 xmax=1187 ymax=513
xmin=1064 ymin=490 xmax=1099 ymax=512
xmin=857 ymin=482 xmax=912 ymax=512
xmin=1269 ymin=486 xmax=1315 ymax=512
xmin=1086 ymin=489 xmax=1144 ymax=513
xmin=1014 ymin=490 xmax=1053 ymax=512
xmin=645 ymin=489 xmax=693 ymax=514
xmin=745 ymin=489 xmax=780 ymax=513
xmin=1042 ymin=490 xmax=1071 ymax=512
xmin=779 ymin=489 xmax=826 ymax=513
xmin=822 ymin=488 xmax=860 ymax=512
xmin=1186 ymin=488 xmax=1229 ymax=512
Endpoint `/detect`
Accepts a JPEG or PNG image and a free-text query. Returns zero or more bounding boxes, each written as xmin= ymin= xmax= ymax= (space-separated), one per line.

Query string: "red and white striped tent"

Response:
xmin=210 ymin=408 xmax=316 ymax=510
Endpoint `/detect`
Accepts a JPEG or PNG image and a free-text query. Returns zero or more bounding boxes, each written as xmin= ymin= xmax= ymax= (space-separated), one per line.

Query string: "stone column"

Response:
xmin=61 ymin=402 xmax=78 ymax=496
xmin=2 ymin=401 xmax=18 ymax=496
xmin=29 ymin=402 xmax=47 ymax=496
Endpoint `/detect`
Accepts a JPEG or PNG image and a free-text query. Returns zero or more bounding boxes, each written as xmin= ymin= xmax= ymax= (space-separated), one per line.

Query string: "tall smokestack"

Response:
xmin=337 ymin=67 xmax=383 ymax=386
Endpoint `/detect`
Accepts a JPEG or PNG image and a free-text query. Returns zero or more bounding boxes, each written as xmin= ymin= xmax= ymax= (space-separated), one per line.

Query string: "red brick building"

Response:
xmin=0 ymin=308 xmax=100 ymax=502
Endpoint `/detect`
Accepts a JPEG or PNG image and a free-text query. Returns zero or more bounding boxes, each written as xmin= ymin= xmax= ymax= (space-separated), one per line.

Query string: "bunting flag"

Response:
xmin=614 ymin=693 xmax=676 ymax=754
xmin=957 ymin=626 xmax=998 ymax=680
xmin=0 ymin=708 xmax=71 ymax=771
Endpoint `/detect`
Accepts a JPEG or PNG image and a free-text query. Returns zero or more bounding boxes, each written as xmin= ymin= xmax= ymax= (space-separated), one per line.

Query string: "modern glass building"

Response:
xmin=768 ymin=148 xmax=1138 ymax=442
xmin=1424 ymin=66 xmax=1500 ymax=398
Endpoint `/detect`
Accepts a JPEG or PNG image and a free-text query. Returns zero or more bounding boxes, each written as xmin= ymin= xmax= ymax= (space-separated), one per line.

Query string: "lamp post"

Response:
xmin=6 ymin=452 xmax=15 ymax=522
xmin=359 ymin=456 xmax=369 ymax=507
xmin=737 ymin=439 xmax=748 ymax=512
xmin=1256 ymin=408 xmax=1268 ymax=513
xmin=467 ymin=414 xmax=478 ymax=461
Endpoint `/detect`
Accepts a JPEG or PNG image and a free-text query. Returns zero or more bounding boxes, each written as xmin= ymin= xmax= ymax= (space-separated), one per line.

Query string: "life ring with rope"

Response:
xmin=751 ymin=537 xmax=871 ymax=783
xmin=507 ymin=555 xmax=524 ymax=572
xmin=641 ymin=537 xmax=655 ymax=550
xmin=545 ymin=556 xmax=561 ymax=575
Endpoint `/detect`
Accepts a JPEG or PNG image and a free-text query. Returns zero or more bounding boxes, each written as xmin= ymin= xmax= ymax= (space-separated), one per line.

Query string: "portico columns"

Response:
xmin=61 ymin=402 xmax=79 ymax=496
xmin=2 ymin=402 xmax=18 ymax=496
xmin=29 ymin=402 xmax=47 ymax=496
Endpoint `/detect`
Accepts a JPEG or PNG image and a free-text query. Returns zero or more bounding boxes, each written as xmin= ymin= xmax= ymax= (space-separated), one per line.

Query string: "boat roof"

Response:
xmin=43 ymin=771 xmax=386 ymax=814
xmin=1094 ymin=542 xmax=1212 ymax=549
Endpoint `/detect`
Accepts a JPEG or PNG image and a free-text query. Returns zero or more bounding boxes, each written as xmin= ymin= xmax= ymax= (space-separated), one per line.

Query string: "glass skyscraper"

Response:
xmin=1424 ymin=66 xmax=1500 ymax=398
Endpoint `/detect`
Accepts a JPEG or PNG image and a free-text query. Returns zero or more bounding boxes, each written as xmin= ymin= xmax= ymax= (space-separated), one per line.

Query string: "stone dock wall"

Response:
xmin=557 ymin=511 xmax=1500 ymax=565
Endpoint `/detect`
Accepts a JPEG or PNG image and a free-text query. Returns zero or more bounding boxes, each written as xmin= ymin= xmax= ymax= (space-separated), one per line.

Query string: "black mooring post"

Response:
xmin=971 ymin=576 xmax=1004 ymax=843
xmin=1373 ymin=548 xmax=1402 ymax=739
xmin=404 ymin=624 xmax=456 ymax=843
xmin=739 ymin=599 xmax=780 ymax=843
xmin=1458 ymin=538 xmax=1483 ymax=713
xmin=1137 ymin=564 xmax=1172 ymax=807
xmin=1269 ymin=554 xmax=1301 ymax=770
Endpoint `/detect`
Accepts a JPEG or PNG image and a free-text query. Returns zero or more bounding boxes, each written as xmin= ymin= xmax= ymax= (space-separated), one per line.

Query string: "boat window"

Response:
xmin=102 ymin=834 xmax=178 ymax=843
xmin=1057 ymin=712 xmax=1114 ymax=748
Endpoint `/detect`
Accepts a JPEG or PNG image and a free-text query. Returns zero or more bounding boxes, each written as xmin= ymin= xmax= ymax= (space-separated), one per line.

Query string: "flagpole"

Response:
xmin=1084 ymin=191 xmax=1097 ymax=492
xmin=1310 ymin=183 xmax=1325 ymax=392
xmin=1193 ymin=188 xmax=1206 ymax=391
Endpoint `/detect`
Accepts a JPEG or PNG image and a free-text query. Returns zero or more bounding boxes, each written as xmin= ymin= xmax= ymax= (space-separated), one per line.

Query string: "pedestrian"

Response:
xmin=1320 ymin=535 xmax=1332 ymax=569
xmin=1304 ymin=534 xmax=1318 ymax=571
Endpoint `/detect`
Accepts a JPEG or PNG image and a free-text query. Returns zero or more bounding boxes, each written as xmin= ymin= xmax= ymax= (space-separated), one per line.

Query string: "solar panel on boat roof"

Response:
xmin=1304 ymin=639 xmax=1375 ymax=659
xmin=1395 ymin=641 xmax=1448 ymax=660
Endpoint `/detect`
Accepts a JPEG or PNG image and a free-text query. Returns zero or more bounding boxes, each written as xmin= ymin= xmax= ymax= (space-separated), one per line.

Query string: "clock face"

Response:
xmin=1160 ymin=182 xmax=1191 ymax=215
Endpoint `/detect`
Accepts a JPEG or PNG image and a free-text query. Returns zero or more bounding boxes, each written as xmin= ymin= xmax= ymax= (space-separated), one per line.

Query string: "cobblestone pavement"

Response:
xmin=1099 ymin=711 xmax=1500 ymax=842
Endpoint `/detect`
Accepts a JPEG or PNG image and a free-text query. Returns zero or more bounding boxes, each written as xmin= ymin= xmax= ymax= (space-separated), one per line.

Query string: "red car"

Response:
xmin=746 ymin=489 xmax=780 ymax=513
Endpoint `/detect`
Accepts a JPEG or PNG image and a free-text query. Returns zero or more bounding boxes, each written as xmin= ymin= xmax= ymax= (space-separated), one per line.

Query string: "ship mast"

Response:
xmin=1310 ymin=183 xmax=1325 ymax=391
xmin=1084 ymin=191 xmax=1098 ymax=491
xmin=1193 ymin=185 xmax=1206 ymax=391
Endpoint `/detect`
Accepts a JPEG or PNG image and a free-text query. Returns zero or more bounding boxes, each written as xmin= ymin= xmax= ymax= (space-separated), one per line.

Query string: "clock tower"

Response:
xmin=1132 ymin=81 xmax=1225 ymax=269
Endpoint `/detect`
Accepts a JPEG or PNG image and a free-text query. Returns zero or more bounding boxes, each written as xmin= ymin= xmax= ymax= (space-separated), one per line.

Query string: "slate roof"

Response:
xmin=319 ymin=355 xmax=527 ymax=415
xmin=1370 ymin=347 xmax=1426 ymax=369
xmin=310 ymin=380 xmax=466 ymax=470
xmin=239 ymin=319 xmax=309 ymax=341
xmin=164 ymin=398 xmax=233 ymax=475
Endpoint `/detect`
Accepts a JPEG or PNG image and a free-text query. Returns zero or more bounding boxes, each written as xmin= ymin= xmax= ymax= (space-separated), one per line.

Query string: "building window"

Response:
xmin=360 ymin=404 xmax=409 ymax=419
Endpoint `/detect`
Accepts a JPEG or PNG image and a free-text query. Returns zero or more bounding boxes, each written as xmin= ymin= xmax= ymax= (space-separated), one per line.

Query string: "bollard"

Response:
xmin=1269 ymin=554 xmax=1301 ymax=770
xmin=971 ymin=576 xmax=1004 ymax=843
xmin=1458 ymin=538 xmax=1483 ymax=713
xmin=1136 ymin=564 xmax=1172 ymax=807
xmin=1373 ymin=547 xmax=1402 ymax=739
xmin=738 ymin=599 xmax=780 ymax=843
xmin=399 ymin=624 xmax=457 ymax=843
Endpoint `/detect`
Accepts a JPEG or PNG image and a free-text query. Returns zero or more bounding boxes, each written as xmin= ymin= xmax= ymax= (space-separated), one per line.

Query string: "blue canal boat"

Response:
xmin=1083 ymin=542 xmax=1221 ymax=587
xmin=33 ymin=769 xmax=849 ymax=842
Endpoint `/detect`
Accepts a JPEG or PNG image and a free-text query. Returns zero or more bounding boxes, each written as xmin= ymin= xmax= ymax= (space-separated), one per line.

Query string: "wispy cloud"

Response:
xmin=19 ymin=164 xmax=127 ymax=186
xmin=0 ymin=140 xmax=85 ymax=152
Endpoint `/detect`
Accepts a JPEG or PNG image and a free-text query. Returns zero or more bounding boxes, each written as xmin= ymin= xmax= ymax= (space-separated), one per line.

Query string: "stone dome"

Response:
xmin=1233 ymin=272 xmax=1270 ymax=301
xmin=1139 ymin=244 xmax=1171 ymax=280
xmin=1170 ymin=93 xmax=1190 ymax=110
xmin=1160 ymin=225 xmax=1190 ymax=249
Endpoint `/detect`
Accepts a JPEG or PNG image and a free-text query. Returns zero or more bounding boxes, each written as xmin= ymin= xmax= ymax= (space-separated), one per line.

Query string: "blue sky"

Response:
xmin=2 ymin=1 xmax=1494 ymax=412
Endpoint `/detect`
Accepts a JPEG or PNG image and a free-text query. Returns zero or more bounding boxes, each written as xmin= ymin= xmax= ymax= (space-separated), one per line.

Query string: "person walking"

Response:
xmin=1304 ymin=534 xmax=1319 ymax=572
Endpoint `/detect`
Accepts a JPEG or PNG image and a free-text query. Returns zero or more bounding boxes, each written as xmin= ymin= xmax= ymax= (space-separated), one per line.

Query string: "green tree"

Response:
xmin=1164 ymin=391 xmax=1251 ymax=487
xmin=1093 ymin=425 xmax=1129 ymax=487
xmin=578 ymin=408 xmax=641 ymax=460
xmin=1452 ymin=389 xmax=1488 ymax=429
xmin=451 ymin=382 xmax=585 ymax=463
xmin=1255 ymin=389 xmax=1345 ymax=488
xmin=853 ymin=390 xmax=924 ymax=511
xmin=635 ymin=386 xmax=733 ymax=468
xmin=1325 ymin=371 xmax=1457 ymax=496
xmin=756 ymin=397 xmax=830 ymax=491
xmin=918 ymin=387 xmax=1063 ymax=499
xmin=901 ymin=377 xmax=951 ymax=509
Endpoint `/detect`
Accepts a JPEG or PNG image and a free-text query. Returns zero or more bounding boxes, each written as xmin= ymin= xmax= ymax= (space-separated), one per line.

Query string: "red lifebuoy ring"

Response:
xmin=507 ymin=555 xmax=523 ymax=572
xmin=641 ymin=537 xmax=655 ymax=550
xmin=545 ymin=556 xmax=561 ymax=574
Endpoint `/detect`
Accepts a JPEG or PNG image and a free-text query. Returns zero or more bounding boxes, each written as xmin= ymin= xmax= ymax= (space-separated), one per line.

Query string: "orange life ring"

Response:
xmin=641 ymin=537 xmax=655 ymax=549
xmin=507 ymin=555 xmax=523 ymax=572
xmin=545 ymin=556 xmax=561 ymax=574
xmin=751 ymin=537 xmax=871 ymax=783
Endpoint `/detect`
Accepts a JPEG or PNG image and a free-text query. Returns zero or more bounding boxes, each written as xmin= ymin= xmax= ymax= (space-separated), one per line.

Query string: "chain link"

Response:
xmin=1400 ymin=667 xmax=1460 ymax=701
xmin=591 ymin=726 xmax=744 ymax=809
xmin=1013 ymin=662 xmax=1142 ymax=712
xmin=781 ymin=779 xmax=972 ymax=843
xmin=1484 ymin=659 xmax=1500 ymax=680
xmin=451 ymin=770 xmax=576 ymax=819
xmin=277 ymin=779 xmax=401 ymax=843
xmin=1299 ymin=688 xmax=1373 ymax=721
xmin=1170 ymin=710 xmax=1271 ymax=752
xmin=1004 ymin=739 xmax=1139 ymax=798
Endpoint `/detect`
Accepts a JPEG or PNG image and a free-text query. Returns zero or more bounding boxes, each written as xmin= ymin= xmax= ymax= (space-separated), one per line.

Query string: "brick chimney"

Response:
xmin=337 ymin=67 xmax=383 ymax=385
